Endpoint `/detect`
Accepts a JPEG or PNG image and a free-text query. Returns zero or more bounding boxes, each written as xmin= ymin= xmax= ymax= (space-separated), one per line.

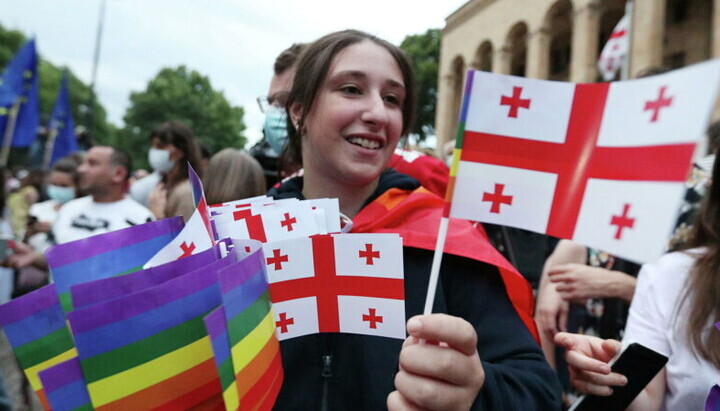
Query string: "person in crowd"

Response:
xmin=203 ymin=148 xmax=265 ymax=205
xmin=146 ymin=121 xmax=203 ymax=221
xmin=555 ymin=147 xmax=720 ymax=410
xmin=6 ymin=168 xmax=42 ymax=238
xmin=267 ymin=29 xmax=560 ymax=409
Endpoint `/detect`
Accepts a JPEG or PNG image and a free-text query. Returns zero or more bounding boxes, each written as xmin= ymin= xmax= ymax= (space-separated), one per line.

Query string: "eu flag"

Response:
xmin=48 ymin=72 xmax=78 ymax=165
xmin=0 ymin=39 xmax=39 ymax=148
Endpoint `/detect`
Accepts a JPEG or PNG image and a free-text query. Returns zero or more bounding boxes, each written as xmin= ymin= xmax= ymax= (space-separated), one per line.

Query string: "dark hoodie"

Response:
xmin=268 ymin=170 xmax=561 ymax=410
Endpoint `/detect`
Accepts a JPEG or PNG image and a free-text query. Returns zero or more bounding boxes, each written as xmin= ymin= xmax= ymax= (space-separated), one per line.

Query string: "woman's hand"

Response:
xmin=548 ymin=264 xmax=637 ymax=302
xmin=535 ymin=280 xmax=569 ymax=336
xmin=148 ymin=183 xmax=167 ymax=219
xmin=554 ymin=332 xmax=626 ymax=396
xmin=387 ymin=314 xmax=484 ymax=410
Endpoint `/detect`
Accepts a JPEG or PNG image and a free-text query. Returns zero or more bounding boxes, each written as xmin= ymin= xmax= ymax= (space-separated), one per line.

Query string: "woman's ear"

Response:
xmin=289 ymin=102 xmax=303 ymax=132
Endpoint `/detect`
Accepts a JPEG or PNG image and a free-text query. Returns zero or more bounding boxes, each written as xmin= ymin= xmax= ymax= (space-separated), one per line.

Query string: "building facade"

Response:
xmin=436 ymin=0 xmax=719 ymax=150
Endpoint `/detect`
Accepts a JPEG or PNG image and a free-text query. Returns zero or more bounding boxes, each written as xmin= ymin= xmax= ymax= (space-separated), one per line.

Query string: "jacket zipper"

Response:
xmin=320 ymin=354 xmax=333 ymax=411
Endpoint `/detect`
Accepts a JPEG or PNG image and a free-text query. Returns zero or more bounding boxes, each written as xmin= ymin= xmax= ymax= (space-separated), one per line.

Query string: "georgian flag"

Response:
xmin=214 ymin=199 xmax=320 ymax=242
xmin=265 ymin=233 xmax=405 ymax=340
xmin=448 ymin=61 xmax=720 ymax=262
xmin=598 ymin=14 xmax=630 ymax=81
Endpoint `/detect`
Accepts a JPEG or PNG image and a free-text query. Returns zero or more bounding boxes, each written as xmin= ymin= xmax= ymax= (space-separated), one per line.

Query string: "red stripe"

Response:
xmin=459 ymin=82 xmax=694 ymax=238
xmin=241 ymin=350 xmax=283 ymax=410
xmin=155 ymin=379 xmax=223 ymax=411
xmin=311 ymin=235 xmax=340 ymax=332
xmin=232 ymin=209 xmax=267 ymax=242
xmin=253 ymin=364 xmax=283 ymax=411
xmin=35 ymin=388 xmax=50 ymax=410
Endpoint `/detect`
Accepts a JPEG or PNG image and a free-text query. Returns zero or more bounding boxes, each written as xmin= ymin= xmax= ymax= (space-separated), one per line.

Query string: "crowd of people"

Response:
xmin=0 ymin=28 xmax=718 ymax=410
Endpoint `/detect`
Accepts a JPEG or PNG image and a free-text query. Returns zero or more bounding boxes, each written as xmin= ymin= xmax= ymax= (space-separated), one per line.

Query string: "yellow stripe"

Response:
xmin=449 ymin=149 xmax=462 ymax=177
xmin=230 ymin=311 xmax=274 ymax=372
xmin=87 ymin=336 xmax=213 ymax=406
xmin=222 ymin=382 xmax=239 ymax=411
xmin=25 ymin=348 xmax=78 ymax=390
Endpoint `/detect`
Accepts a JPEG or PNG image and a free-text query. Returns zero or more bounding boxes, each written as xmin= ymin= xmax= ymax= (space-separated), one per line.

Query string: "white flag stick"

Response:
xmin=422 ymin=215 xmax=450 ymax=315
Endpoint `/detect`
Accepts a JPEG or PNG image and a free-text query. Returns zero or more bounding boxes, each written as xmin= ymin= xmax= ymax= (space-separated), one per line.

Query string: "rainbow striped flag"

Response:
xmin=66 ymin=254 xmax=237 ymax=410
xmin=71 ymin=244 xmax=223 ymax=309
xmin=0 ymin=285 xmax=76 ymax=409
xmin=217 ymin=244 xmax=283 ymax=410
xmin=47 ymin=216 xmax=184 ymax=312
xmin=38 ymin=357 xmax=92 ymax=411
xmin=204 ymin=307 xmax=239 ymax=411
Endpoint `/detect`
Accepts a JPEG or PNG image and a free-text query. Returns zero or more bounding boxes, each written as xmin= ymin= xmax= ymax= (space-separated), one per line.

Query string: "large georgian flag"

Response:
xmin=265 ymin=233 xmax=405 ymax=340
xmin=448 ymin=61 xmax=720 ymax=262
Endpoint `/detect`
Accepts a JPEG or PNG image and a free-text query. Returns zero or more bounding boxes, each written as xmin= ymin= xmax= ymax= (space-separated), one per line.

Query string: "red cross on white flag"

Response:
xmin=448 ymin=61 xmax=720 ymax=263
xmin=265 ymin=233 xmax=405 ymax=341
xmin=214 ymin=199 xmax=322 ymax=243
xmin=598 ymin=14 xmax=630 ymax=81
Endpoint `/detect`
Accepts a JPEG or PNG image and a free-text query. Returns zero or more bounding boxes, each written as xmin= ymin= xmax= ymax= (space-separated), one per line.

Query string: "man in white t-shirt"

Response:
xmin=53 ymin=146 xmax=154 ymax=244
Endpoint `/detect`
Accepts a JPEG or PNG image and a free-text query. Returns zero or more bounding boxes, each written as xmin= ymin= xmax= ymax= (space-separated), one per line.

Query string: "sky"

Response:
xmin=0 ymin=0 xmax=468 ymax=147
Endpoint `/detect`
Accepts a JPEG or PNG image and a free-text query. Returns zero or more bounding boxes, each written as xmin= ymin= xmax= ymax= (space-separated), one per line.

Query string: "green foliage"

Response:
xmin=400 ymin=29 xmax=441 ymax=142
xmin=122 ymin=65 xmax=246 ymax=169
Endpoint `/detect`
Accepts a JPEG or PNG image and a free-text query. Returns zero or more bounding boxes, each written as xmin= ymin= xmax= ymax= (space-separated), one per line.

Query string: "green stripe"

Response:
xmin=455 ymin=121 xmax=466 ymax=148
xmin=218 ymin=358 xmax=234 ymax=391
xmin=61 ymin=265 xmax=143 ymax=312
xmin=70 ymin=403 xmax=94 ymax=411
xmin=15 ymin=327 xmax=75 ymax=369
xmin=80 ymin=314 xmax=209 ymax=383
xmin=227 ymin=292 xmax=270 ymax=345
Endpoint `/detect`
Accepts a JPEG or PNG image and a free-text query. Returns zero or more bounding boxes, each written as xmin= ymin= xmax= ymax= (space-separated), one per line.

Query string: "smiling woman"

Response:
xmin=268 ymin=29 xmax=561 ymax=410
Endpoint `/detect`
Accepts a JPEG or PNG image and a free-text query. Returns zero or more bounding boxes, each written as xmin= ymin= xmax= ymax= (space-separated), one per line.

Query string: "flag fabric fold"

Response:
xmin=48 ymin=71 xmax=78 ymax=165
xmin=598 ymin=15 xmax=630 ymax=81
xmin=38 ymin=357 xmax=92 ymax=411
xmin=0 ymin=38 xmax=39 ymax=148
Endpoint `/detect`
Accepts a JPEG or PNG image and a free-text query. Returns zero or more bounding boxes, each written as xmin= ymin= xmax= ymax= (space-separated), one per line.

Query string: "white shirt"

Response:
xmin=623 ymin=249 xmax=720 ymax=411
xmin=52 ymin=196 xmax=155 ymax=244
xmin=130 ymin=171 xmax=162 ymax=207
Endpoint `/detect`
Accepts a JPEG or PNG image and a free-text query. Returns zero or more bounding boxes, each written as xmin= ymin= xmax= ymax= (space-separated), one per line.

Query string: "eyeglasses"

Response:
xmin=256 ymin=91 xmax=289 ymax=113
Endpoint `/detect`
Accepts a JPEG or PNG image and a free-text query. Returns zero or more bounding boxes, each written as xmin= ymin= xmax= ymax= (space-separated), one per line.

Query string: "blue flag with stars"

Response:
xmin=0 ymin=39 xmax=39 ymax=148
xmin=49 ymin=72 xmax=78 ymax=165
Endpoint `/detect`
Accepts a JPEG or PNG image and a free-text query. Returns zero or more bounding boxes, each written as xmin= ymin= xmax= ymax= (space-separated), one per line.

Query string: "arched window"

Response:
xmin=475 ymin=41 xmax=493 ymax=72
xmin=507 ymin=22 xmax=528 ymax=77
xmin=546 ymin=0 xmax=572 ymax=81
xmin=663 ymin=0 xmax=711 ymax=69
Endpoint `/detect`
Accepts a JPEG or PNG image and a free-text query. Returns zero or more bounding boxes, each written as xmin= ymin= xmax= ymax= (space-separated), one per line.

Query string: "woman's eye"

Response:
xmin=341 ymin=85 xmax=361 ymax=95
xmin=384 ymin=94 xmax=401 ymax=105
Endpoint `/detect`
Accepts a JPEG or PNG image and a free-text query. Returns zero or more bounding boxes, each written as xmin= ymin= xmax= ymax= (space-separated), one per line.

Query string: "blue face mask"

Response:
xmin=47 ymin=184 xmax=76 ymax=203
xmin=263 ymin=106 xmax=289 ymax=155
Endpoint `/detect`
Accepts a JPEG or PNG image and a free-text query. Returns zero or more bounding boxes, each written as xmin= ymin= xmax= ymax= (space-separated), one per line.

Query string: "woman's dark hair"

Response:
xmin=682 ymin=146 xmax=720 ymax=369
xmin=283 ymin=29 xmax=417 ymax=165
xmin=150 ymin=121 xmax=202 ymax=190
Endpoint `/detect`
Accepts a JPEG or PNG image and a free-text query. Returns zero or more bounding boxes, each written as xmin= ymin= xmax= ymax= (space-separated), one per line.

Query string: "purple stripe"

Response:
xmin=716 ymin=322 xmax=720 ymax=332
xmin=67 ymin=253 xmax=236 ymax=333
xmin=204 ymin=307 xmax=227 ymax=338
xmin=706 ymin=384 xmax=720 ymax=411
xmin=222 ymin=269 xmax=268 ymax=321
xmin=0 ymin=284 xmax=58 ymax=326
xmin=458 ymin=69 xmax=475 ymax=125
xmin=189 ymin=164 xmax=204 ymax=206
xmin=70 ymin=245 xmax=221 ymax=308
xmin=218 ymin=248 xmax=264 ymax=294
xmin=46 ymin=216 xmax=183 ymax=268
xmin=38 ymin=357 xmax=83 ymax=392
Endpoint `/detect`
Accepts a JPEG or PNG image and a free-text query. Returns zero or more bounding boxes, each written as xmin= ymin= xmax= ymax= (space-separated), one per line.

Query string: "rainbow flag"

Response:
xmin=204 ymin=307 xmax=239 ymax=411
xmin=71 ymin=244 xmax=223 ymax=309
xmin=67 ymin=254 xmax=237 ymax=410
xmin=0 ymin=285 xmax=76 ymax=409
xmin=218 ymin=244 xmax=283 ymax=410
xmin=47 ymin=216 xmax=184 ymax=312
xmin=38 ymin=358 xmax=92 ymax=411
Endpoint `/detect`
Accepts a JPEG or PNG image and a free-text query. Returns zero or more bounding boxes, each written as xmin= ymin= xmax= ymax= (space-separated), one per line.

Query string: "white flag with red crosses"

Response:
xmin=264 ymin=233 xmax=405 ymax=341
xmin=448 ymin=61 xmax=720 ymax=263
xmin=213 ymin=199 xmax=324 ymax=242
xmin=598 ymin=14 xmax=630 ymax=81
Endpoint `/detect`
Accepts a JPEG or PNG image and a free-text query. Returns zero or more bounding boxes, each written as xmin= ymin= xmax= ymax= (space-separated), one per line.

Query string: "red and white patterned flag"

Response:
xmin=598 ymin=14 xmax=630 ymax=81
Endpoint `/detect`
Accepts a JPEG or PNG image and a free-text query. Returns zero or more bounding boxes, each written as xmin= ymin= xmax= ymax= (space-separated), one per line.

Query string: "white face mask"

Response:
xmin=46 ymin=184 xmax=76 ymax=203
xmin=148 ymin=148 xmax=175 ymax=173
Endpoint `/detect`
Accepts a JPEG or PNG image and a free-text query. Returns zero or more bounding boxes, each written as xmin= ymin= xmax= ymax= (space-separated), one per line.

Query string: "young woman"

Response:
xmin=267 ymin=29 xmax=560 ymax=410
xmin=556 ymin=150 xmax=720 ymax=410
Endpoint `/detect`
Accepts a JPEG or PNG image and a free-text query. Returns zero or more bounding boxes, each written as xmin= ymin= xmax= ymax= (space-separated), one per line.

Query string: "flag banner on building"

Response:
xmin=706 ymin=385 xmax=720 ymax=411
xmin=0 ymin=38 xmax=39 ymax=148
xmin=266 ymin=233 xmax=405 ymax=340
xmin=71 ymin=244 xmax=223 ymax=309
xmin=204 ymin=307 xmax=239 ymax=411
xmin=38 ymin=357 xmax=92 ymax=411
xmin=66 ymin=253 xmax=239 ymax=410
xmin=217 ymin=240 xmax=283 ymax=411
xmin=447 ymin=62 xmax=720 ymax=263
xmin=598 ymin=14 xmax=630 ymax=81
xmin=144 ymin=166 xmax=215 ymax=268
xmin=0 ymin=285 xmax=76 ymax=409
xmin=48 ymin=71 xmax=78 ymax=165
xmin=47 ymin=216 xmax=184 ymax=312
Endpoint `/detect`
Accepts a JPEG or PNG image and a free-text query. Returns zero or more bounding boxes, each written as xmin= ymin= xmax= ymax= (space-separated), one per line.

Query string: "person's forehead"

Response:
xmin=327 ymin=41 xmax=403 ymax=84
xmin=88 ymin=147 xmax=112 ymax=161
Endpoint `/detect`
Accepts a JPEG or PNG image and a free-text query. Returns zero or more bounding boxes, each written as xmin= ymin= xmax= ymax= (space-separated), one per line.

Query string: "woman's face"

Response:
xmin=296 ymin=40 xmax=405 ymax=188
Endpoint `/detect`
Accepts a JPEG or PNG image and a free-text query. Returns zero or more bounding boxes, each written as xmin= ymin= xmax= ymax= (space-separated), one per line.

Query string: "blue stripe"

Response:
xmin=46 ymin=379 xmax=91 ymax=411
xmin=51 ymin=234 xmax=175 ymax=295
xmin=3 ymin=303 xmax=66 ymax=347
xmin=72 ymin=283 xmax=220 ymax=358
xmin=222 ymin=269 xmax=267 ymax=320
xmin=210 ymin=328 xmax=231 ymax=365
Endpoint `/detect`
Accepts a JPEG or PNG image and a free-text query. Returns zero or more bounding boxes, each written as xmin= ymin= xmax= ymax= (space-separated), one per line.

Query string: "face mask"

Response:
xmin=263 ymin=106 xmax=289 ymax=155
xmin=148 ymin=148 xmax=175 ymax=173
xmin=47 ymin=185 xmax=76 ymax=203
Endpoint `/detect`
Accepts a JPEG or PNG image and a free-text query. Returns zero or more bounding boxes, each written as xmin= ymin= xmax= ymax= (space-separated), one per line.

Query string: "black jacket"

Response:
xmin=268 ymin=170 xmax=561 ymax=410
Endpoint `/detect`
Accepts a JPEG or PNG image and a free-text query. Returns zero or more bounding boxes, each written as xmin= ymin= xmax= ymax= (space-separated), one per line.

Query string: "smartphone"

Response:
xmin=569 ymin=342 xmax=668 ymax=411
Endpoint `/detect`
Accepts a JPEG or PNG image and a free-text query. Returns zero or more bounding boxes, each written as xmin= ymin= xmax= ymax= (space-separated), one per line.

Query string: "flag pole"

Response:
xmin=422 ymin=216 xmax=450 ymax=315
xmin=0 ymin=100 xmax=21 ymax=168
xmin=620 ymin=0 xmax=634 ymax=81
xmin=43 ymin=127 xmax=58 ymax=169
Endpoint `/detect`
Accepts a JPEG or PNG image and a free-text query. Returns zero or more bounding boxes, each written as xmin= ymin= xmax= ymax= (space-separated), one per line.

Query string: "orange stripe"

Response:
xmin=242 ymin=351 xmax=283 ymax=409
xmin=96 ymin=359 xmax=219 ymax=411
xmin=251 ymin=362 xmax=283 ymax=411
xmin=35 ymin=388 xmax=50 ymax=411
xmin=236 ymin=337 xmax=279 ymax=398
xmin=155 ymin=379 xmax=223 ymax=411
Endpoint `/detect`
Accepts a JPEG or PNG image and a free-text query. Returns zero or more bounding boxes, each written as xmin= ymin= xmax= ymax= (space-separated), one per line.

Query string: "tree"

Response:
xmin=122 ymin=65 xmax=246 ymax=168
xmin=400 ymin=29 xmax=441 ymax=143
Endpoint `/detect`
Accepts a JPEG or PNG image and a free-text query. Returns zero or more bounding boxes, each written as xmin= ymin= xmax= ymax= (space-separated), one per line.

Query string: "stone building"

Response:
xmin=436 ymin=0 xmax=719 ymax=150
